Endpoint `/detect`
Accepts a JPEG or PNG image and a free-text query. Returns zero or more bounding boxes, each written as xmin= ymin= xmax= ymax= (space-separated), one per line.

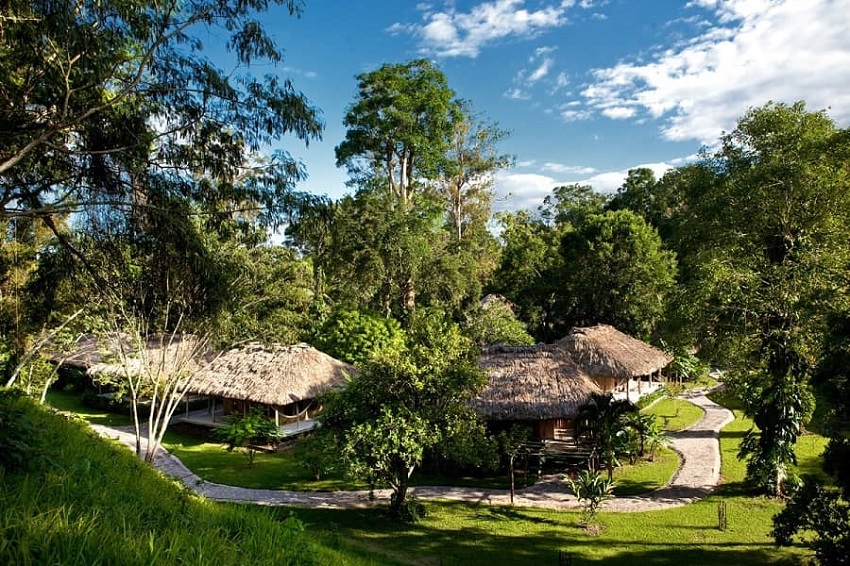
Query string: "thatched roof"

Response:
xmin=471 ymin=344 xmax=602 ymax=421
xmin=189 ymin=343 xmax=355 ymax=406
xmin=50 ymin=333 xmax=133 ymax=370
xmin=556 ymin=325 xmax=673 ymax=379
xmin=87 ymin=334 xmax=205 ymax=379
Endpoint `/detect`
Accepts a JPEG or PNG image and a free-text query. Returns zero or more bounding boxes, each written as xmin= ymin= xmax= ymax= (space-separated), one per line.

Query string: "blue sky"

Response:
xmin=220 ymin=0 xmax=850 ymax=213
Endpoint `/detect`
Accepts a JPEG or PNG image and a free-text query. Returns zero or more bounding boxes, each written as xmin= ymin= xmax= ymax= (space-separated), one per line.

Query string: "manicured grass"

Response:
xmin=35 ymin=387 xmax=827 ymax=565
xmin=708 ymin=388 xmax=830 ymax=490
xmin=292 ymin=495 xmax=806 ymax=565
xmin=163 ymin=430 xmax=366 ymax=491
xmin=643 ymin=397 xmax=704 ymax=432
xmin=164 ymin=428 xmax=522 ymax=491
xmin=45 ymin=389 xmax=133 ymax=427
xmin=612 ymin=446 xmax=679 ymax=495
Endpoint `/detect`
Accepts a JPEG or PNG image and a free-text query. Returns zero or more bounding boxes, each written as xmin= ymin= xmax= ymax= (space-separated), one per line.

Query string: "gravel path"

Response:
xmin=89 ymin=390 xmax=732 ymax=512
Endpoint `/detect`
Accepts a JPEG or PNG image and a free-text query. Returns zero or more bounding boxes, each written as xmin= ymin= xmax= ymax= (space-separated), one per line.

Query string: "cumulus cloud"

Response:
xmin=541 ymin=162 xmax=598 ymax=175
xmin=492 ymin=172 xmax=561 ymax=212
xmin=580 ymin=0 xmax=850 ymax=143
xmin=576 ymin=162 xmax=675 ymax=194
xmin=601 ymin=106 xmax=636 ymax=119
xmin=393 ymin=1 xmax=591 ymax=58
xmin=493 ymin=161 xmax=679 ymax=213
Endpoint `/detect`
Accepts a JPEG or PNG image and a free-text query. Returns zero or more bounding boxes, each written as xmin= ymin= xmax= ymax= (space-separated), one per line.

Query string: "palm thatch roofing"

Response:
xmin=189 ymin=343 xmax=355 ymax=407
xmin=471 ymin=344 xmax=602 ymax=421
xmin=50 ymin=333 xmax=133 ymax=370
xmin=86 ymin=334 xmax=205 ymax=379
xmin=556 ymin=324 xmax=673 ymax=379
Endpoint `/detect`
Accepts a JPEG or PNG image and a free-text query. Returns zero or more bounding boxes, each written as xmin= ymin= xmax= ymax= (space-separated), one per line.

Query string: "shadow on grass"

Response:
xmin=477 ymin=505 xmax=561 ymax=526
xmin=613 ymin=479 xmax=659 ymax=496
xmin=287 ymin=503 xmax=804 ymax=566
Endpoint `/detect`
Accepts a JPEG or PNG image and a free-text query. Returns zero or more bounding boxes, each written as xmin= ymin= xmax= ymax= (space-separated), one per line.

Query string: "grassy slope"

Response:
xmin=0 ymin=395 xmax=378 ymax=566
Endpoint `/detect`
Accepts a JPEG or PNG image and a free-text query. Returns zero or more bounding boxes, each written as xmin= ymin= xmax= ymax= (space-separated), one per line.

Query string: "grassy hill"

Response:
xmin=0 ymin=391 xmax=382 ymax=566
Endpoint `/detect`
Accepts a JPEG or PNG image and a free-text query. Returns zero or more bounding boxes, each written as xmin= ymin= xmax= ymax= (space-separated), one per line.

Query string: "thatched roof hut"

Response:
xmin=472 ymin=344 xmax=602 ymax=421
xmin=556 ymin=325 xmax=673 ymax=380
xmin=189 ymin=343 xmax=355 ymax=407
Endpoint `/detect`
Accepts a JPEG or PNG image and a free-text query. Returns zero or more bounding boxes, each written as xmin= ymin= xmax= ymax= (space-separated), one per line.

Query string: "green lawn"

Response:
xmin=290 ymin=495 xmax=806 ymax=565
xmin=164 ymin=429 xmax=529 ymax=491
xmin=46 ymin=389 xmax=681 ymax=494
xmin=708 ymin=388 xmax=829 ymax=490
xmin=45 ymin=389 xmax=133 ymax=427
xmin=163 ymin=430 xmax=367 ymax=491
xmin=642 ymin=397 xmax=704 ymax=432
xmin=612 ymin=446 xmax=679 ymax=495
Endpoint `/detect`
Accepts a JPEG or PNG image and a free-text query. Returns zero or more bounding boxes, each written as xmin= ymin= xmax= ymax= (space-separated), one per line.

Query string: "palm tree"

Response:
xmin=576 ymin=393 xmax=638 ymax=481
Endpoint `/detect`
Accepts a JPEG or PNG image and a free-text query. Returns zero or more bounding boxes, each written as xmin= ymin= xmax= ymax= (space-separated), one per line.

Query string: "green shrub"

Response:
xmin=773 ymin=479 xmax=850 ymax=566
xmin=0 ymin=389 xmax=42 ymax=473
xmin=216 ymin=408 xmax=283 ymax=468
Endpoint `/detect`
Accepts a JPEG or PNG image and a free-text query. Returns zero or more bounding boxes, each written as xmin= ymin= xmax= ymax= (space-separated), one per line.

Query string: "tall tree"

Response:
xmin=332 ymin=61 xmax=504 ymax=317
xmin=438 ymin=108 xmax=512 ymax=241
xmin=335 ymin=59 xmax=460 ymax=210
xmin=539 ymin=183 xmax=608 ymax=228
xmin=679 ymin=101 xmax=850 ymax=495
xmin=1 ymin=0 xmax=322 ymax=304
xmin=559 ymin=210 xmax=677 ymax=338
xmin=491 ymin=210 xmax=565 ymax=340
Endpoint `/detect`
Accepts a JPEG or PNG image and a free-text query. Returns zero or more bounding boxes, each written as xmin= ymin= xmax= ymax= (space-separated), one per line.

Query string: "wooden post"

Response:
xmin=275 ymin=408 xmax=280 ymax=427
xmin=509 ymin=452 xmax=515 ymax=505
xmin=211 ymin=397 xmax=216 ymax=423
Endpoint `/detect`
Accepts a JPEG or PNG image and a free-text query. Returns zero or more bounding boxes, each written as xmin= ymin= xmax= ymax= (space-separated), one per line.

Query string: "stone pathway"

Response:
xmin=89 ymin=390 xmax=733 ymax=512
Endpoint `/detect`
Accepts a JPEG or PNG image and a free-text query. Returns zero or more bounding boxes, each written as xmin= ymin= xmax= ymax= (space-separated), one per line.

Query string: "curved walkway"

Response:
xmin=90 ymin=390 xmax=733 ymax=512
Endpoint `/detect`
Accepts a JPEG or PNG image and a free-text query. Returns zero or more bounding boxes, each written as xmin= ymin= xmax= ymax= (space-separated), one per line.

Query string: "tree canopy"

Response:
xmin=676 ymin=101 xmax=850 ymax=495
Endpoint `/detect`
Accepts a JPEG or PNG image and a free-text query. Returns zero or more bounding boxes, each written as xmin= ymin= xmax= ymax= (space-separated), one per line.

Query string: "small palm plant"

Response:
xmin=566 ymin=469 xmax=616 ymax=526
xmin=645 ymin=420 xmax=669 ymax=462
xmin=576 ymin=393 xmax=638 ymax=481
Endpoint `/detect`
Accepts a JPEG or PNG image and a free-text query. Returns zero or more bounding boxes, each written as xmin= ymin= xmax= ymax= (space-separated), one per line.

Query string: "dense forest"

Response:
xmin=2 ymin=0 xmax=850 ymax=561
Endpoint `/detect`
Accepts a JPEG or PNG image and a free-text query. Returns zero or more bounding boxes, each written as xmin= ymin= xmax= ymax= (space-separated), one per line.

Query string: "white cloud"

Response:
xmin=579 ymin=0 xmax=850 ymax=143
xmin=493 ymin=172 xmax=561 ymax=212
xmin=528 ymin=57 xmax=554 ymax=82
xmin=600 ymin=106 xmax=636 ymax=119
xmin=395 ymin=1 xmax=580 ymax=58
xmin=505 ymin=45 xmax=558 ymax=99
xmin=541 ymin=162 xmax=598 ymax=175
xmin=493 ymin=160 xmax=681 ymax=213
xmin=577 ymin=162 xmax=676 ymax=194
xmin=504 ymin=87 xmax=532 ymax=100
xmin=560 ymin=106 xmax=592 ymax=121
